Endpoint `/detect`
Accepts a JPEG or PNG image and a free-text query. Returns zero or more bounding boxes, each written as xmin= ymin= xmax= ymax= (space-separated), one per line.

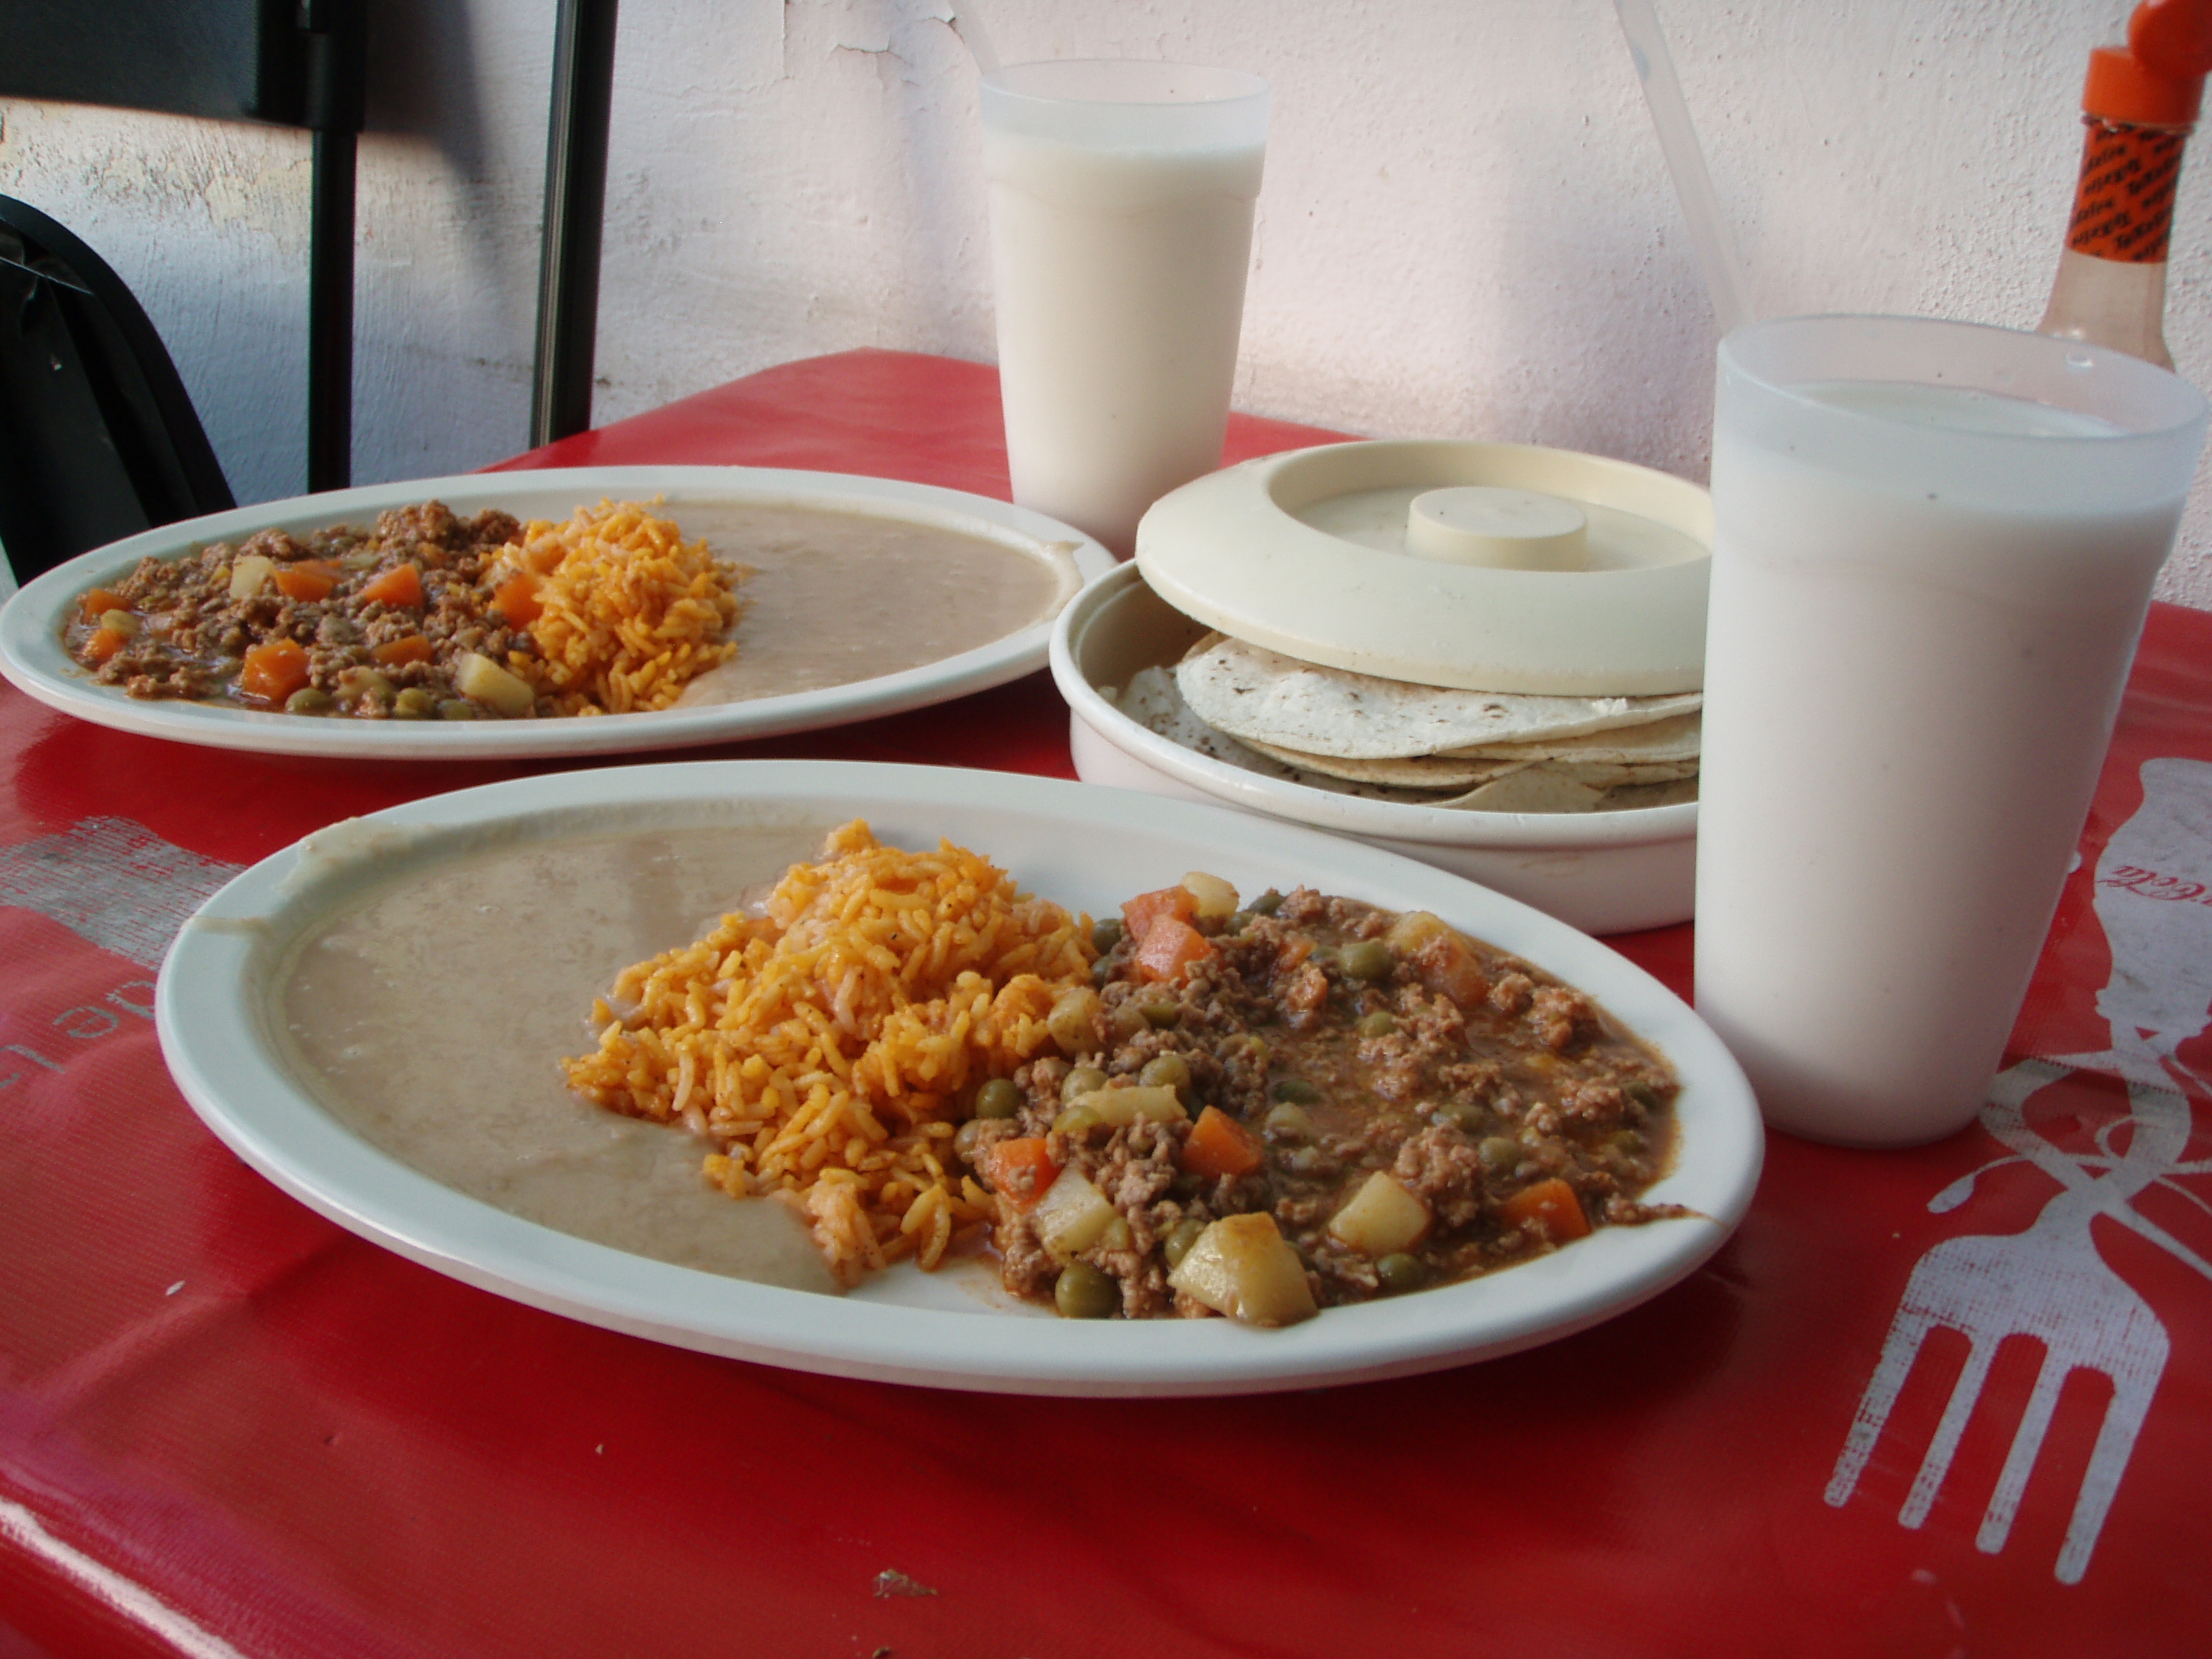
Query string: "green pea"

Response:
xmin=1272 ymin=1077 xmax=1321 ymax=1105
xmin=1357 ymin=1010 xmax=1398 ymax=1038
xmin=1248 ymin=889 xmax=1285 ymax=916
xmin=392 ymin=686 xmax=438 ymax=719
xmin=1264 ymin=1101 xmax=1316 ymax=1142
xmin=1138 ymin=1053 xmax=1192 ymax=1097
xmin=1092 ymin=917 xmax=1125 ymax=953
xmin=1434 ymin=1099 xmax=1487 ymax=1135
xmin=953 ymin=1118 xmax=993 ymax=1162
xmin=437 ymin=699 xmax=477 ymax=720
xmin=284 ymin=686 xmax=334 ymax=714
xmin=1051 ymin=1103 xmax=1102 ymax=1138
xmin=1376 ymin=1253 xmax=1429 ymax=1295
xmin=1061 ymin=1066 xmax=1108 ymax=1102
xmin=1339 ymin=940 xmax=1393 ymax=981
xmin=1162 ymin=1217 xmax=1208 ymax=1268
xmin=1479 ymin=1136 xmax=1522 ymax=1174
xmin=1141 ymin=1002 xmax=1182 ymax=1029
xmin=974 ymin=1078 xmax=1021 ymax=1120
xmin=1055 ymin=1262 xmax=1118 ymax=1319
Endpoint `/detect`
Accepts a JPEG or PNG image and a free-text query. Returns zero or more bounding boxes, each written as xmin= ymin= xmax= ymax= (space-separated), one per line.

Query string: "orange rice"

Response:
xmin=562 ymin=821 xmax=1096 ymax=1282
xmin=498 ymin=499 xmax=742 ymax=715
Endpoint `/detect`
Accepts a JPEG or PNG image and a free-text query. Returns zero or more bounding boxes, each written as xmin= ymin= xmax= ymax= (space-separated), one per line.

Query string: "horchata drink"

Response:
xmin=982 ymin=60 xmax=1268 ymax=557
xmin=1696 ymin=315 xmax=2206 ymax=1147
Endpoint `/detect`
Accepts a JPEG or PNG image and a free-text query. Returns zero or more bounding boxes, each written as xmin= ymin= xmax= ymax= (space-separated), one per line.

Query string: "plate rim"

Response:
xmin=0 ymin=466 xmax=1114 ymax=760
xmin=153 ymin=759 xmax=1763 ymax=1395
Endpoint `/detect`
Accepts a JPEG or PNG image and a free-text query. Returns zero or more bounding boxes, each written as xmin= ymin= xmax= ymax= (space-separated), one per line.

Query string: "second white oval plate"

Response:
xmin=156 ymin=761 xmax=1762 ymax=1395
xmin=0 ymin=467 xmax=1112 ymax=759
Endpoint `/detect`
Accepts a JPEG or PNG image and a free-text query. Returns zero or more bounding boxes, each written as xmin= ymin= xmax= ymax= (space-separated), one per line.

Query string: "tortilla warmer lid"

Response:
xmin=1133 ymin=439 xmax=1710 ymax=696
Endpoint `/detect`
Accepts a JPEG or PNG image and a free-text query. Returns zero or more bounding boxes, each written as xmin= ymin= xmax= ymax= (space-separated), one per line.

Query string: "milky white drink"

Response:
xmin=982 ymin=61 xmax=1268 ymax=557
xmin=1696 ymin=317 xmax=2206 ymax=1147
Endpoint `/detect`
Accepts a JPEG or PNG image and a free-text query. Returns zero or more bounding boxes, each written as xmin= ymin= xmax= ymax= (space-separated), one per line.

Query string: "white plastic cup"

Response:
xmin=1694 ymin=315 xmax=2208 ymax=1148
xmin=981 ymin=60 xmax=1269 ymax=557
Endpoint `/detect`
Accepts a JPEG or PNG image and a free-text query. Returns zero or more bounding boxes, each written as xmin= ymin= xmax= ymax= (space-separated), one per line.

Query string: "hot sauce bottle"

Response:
xmin=2038 ymin=0 xmax=2212 ymax=368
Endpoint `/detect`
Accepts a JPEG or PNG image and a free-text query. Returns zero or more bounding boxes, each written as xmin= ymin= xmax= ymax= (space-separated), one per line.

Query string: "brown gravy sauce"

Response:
xmin=274 ymin=822 xmax=848 ymax=1292
xmin=671 ymin=503 xmax=1078 ymax=705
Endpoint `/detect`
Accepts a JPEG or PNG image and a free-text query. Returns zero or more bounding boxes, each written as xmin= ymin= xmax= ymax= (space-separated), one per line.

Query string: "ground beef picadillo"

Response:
xmin=956 ymin=883 xmax=1684 ymax=1322
xmin=62 ymin=502 xmax=537 ymax=716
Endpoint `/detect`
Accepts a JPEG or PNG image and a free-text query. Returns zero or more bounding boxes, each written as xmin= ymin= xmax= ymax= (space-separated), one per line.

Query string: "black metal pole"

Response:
xmin=531 ymin=0 xmax=619 ymax=449
xmin=300 ymin=0 xmax=365 ymax=494
xmin=306 ymin=126 xmax=355 ymax=493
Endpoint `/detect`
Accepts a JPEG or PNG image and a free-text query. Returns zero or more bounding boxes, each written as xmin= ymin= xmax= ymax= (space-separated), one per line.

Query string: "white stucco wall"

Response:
xmin=6 ymin=0 xmax=2211 ymax=608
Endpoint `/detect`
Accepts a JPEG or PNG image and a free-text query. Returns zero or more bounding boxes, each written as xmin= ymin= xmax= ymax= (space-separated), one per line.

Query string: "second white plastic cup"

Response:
xmin=1694 ymin=315 xmax=2207 ymax=1147
xmin=981 ymin=60 xmax=1269 ymax=557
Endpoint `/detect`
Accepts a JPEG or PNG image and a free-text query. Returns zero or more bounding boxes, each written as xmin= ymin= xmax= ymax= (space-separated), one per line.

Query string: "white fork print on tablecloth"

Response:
xmin=1826 ymin=757 xmax=2212 ymax=1584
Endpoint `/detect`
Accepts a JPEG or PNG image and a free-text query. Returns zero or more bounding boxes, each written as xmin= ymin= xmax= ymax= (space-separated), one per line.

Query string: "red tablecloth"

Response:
xmin=4 ymin=349 xmax=2209 ymax=1658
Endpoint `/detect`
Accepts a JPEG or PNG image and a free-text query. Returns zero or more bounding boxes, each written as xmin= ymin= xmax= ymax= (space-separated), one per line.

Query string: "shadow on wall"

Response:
xmin=356 ymin=0 xmax=544 ymax=481
xmin=364 ymin=0 xmax=526 ymax=325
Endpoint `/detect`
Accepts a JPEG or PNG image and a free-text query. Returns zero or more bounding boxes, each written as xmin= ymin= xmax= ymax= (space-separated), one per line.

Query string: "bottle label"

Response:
xmin=2066 ymin=119 xmax=2182 ymax=263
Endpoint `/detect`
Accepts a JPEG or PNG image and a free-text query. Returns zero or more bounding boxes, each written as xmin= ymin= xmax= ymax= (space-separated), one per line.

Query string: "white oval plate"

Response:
xmin=0 ymin=467 xmax=1113 ymax=759
xmin=156 ymin=761 xmax=1761 ymax=1395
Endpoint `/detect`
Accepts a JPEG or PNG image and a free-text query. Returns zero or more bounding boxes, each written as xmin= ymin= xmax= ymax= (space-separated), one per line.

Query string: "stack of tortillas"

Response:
xmin=1115 ymin=634 xmax=1701 ymax=814
xmin=1118 ymin=438 xmax=1713 ymax=815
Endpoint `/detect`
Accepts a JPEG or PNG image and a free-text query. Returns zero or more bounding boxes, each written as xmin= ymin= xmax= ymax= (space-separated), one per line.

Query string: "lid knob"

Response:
xmin=1403 ymin=487 xmax=1589 ymax=570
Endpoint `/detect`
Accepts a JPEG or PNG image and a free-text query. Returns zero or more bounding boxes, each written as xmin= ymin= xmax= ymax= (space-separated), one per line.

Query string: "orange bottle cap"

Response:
xmin=2130 ymin=0 xmax=2212 ymax=79
xmin=2083 ymin=42 xmax=2203 ymax=127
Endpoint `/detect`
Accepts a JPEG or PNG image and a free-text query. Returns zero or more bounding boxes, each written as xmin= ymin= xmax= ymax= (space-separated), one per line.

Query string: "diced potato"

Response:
xmin=1388 ymin=910 xmax=1486 ymax=1006
xmin=336 ymin=666 xmax=396 ymax=704
xmin=1031 ymin=1166 xmax=1120 ymax=1262
xmin=455 ymin=650 xmax=536 ymax=716
xmin=1065 ymin=1084 xmax=1187 ymax=1128
xmin=1326 ymin=1171 xmax=1432 ymax=1257
xmin=1046 ymin=985 xmax=1103 ymax=1054
xmin=228 ymin=554 xmax=274 ymax=601
xmin=1182 ymin=871 xmax=1239 ymax=920
xmin=1166 ymin=1213 xmax=1318 ymax=1327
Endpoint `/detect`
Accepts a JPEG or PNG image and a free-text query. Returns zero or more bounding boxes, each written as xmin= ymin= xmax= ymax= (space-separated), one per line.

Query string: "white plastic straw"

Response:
xmin=947 ymin=4 xmax=1001 ymax=75
xmin=1613 ymin=0 xmax=1756 ymax=336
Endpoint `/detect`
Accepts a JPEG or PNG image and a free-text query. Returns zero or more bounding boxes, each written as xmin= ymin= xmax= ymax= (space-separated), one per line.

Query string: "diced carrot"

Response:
xmin=81 ymin=588 xmax=127 ymax=618
xmin=1181 ymin=1105 xmax=1263 ymax=1180
xmin=983 ymin=1137 xmax=1061 ymax=1213
xmin=372 ymin=633 xmax=434 ymax=666
xmin=238 ymin=637 xmax=312 ymax=704
xmin=272 ymin=560 xmax=339 ymax=602
xmin=81 ymin=626 xmax=125 ymax=664
xmin=1500 ymin=1177 xmax=1591 ymax=1243
xmin=493 ymin=572 xmax=543 ymax=626
xmin=1133 ymin=914 xmax=1214 ymax=983
xmin=1122 ymin=884 xmax=1199 ymax=945
xmin=359 ymin=561 xmax=424 ymax=608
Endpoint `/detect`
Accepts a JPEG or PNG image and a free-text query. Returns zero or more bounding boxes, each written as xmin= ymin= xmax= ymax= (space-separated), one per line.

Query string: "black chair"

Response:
xmin=0 ymin=0 xmax=366 ymax=495
xmin=0 ymin=0 xmax=615 ymax=587
xmin=0 ymin=197 xmax=237 ymax=586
